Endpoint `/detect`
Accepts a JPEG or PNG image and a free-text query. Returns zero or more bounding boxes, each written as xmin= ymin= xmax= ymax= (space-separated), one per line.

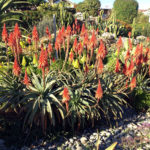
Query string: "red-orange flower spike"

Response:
xmin=80 ymin=23 xmax=86 ymax=36
xmin=69 ymin=51 xmax=74 ymax=62
xmin=8 ymin=32 xmax=15 ymax=47
xmin=66 ymin=25 xmax=72 ymax=36
xmin=97 ymin=40 xmax=107 ymax=60
xmin=117 ymin=36 xmax=122 ymax=49
xmin=23 ymin=69 xmax=30 ymax=86
xmin=38 ymin=47 xmax=48 ymax=69
xmin=83 ymin=33 xmax=89 ymax=46
xmin=128 ymin=32 xmax=131 ymax=38
xmin=27 ymin=35 xmax=31 ymax=45
xmin=14 ymin=23 xmax=21 ymax=39
xmin=97 ymin=58 xmax=103 ymax=74
xmin=128 ymin=38 xmax=132 ymax=50
xmin=130 ymin=76 xmax=136 ymax=91
xmin=48 ymin=43 xmax=53 ymax=54
xmin=78 ymin=42 xmax=83 ymax=57
xmin=115 ymin=59 xmax=120 ymax=73
xmin=2 ymin=23 xmax=8 ymax=43
xmin=90 ymin=30 xmax=96 ymax=47
xmin=125 ymin=49 xmax=130 ymax=61
xmin=13 ymin=56 xmax=21 ymax=76
xmin=32 ymin=26 xmax=39 ymax=42
xmin=45 ymin=26 xmax=50 ymax=35
xmin=95 ymin=80 xmax=103 ymax=103
xmin=62 ymin=87 xmax=70 ymax=102
xmin=126 ymin=58 xmax=134 ymax=77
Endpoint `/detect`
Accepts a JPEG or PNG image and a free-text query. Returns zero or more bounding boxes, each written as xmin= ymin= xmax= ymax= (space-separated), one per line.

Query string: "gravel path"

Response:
xmin=1 ymin=108 xmax=150 ymax=150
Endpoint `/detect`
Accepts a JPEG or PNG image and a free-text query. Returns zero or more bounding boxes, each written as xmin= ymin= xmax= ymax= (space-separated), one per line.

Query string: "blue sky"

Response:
xmin=70 ymin=0 xmax=150 ymax=9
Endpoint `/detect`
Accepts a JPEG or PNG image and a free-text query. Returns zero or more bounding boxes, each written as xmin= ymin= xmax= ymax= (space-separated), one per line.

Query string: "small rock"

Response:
xmin=69 ymin=138 xmax=74 ymax=144
xmin=80 ymin=137 xmax=87 ymax=145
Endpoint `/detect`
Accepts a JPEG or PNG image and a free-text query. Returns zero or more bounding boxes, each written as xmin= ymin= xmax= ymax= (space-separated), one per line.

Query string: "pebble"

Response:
xmin=1 ymin=111 xmax=150 ymax=150
xmin=80 ymin=137 xmax=87 ymax=145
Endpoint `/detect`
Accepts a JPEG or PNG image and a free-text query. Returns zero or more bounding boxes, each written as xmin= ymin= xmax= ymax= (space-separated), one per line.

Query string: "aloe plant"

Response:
xmin=18 ymin=71 xmax=66 ymax=133
xmin=0 ymin=70 xmax=25 ymax=111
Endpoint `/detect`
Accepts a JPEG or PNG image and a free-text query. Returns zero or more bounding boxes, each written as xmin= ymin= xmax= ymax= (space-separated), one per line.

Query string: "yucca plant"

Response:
xmin=18 ymin=70 xmax=65 ymax=134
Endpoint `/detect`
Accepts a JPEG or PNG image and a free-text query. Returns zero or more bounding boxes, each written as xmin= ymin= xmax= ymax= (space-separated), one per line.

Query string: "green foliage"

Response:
xmin=135 ymin=12 xmax=149 ymax=24
xmin=76 ymin=0 xmax=101 ymax=17
xmin=26 ymin=0 xmax=45 ymax=6
xmin=132 ymin=69 xmax=150 ymax=111
xmin=36 ymin=16 xmax=53 ymax=38
xmin=113 ymin=0 xmax=139 ymax=24
xmin=132 ymin=23 xmax=150 ymax=37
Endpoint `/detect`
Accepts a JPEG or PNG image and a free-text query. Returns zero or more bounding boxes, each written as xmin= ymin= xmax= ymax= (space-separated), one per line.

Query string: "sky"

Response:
xmin=70 ymin=0 xmax=150 ymax=9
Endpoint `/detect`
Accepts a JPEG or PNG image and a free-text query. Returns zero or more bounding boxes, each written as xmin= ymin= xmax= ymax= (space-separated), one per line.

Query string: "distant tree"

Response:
xmin=76 ymin=0 xmax=101 ymax=17
xmin=113 ymin=0 xmax=139 ymax=24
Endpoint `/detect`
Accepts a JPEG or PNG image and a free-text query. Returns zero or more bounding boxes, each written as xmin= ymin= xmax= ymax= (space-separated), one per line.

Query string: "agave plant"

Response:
xmin=18 ymin=70 xmax=65 ymax=133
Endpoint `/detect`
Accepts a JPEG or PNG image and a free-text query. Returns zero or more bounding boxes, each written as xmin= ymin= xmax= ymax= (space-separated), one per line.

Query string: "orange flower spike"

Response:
xmin=66 ymin=25 xmax=72 ymax=36
xmin=14 ymin=23 xmax=21 ymax=39
xmin=13 ymin=56 xmax=21 ymax=76
xmin=38 ymin=47 xmax=48 ymax=69
xmin=130 ymin=76 xmax=136 ymax=91
xmin=128 ymin=32 xmax=131 ymax=38
xmin=45 ymin=26 xmax=50 ymax=35
xmin=69 ymin=51 xmax=74 ymax=62
xmin=115 ymin=59 xmax=120 ymax=73
xmin=83 ymin=33 xmax=89 ymax=46
xmin=95 ymin=80 xmax=103 ymax=103
xmin=48 ymin=43 xmax=53 ymax=54
xmin=23 ymin=69 xmax=30 ymax=86
xmin=129 ymin=38 xmax=132 ymax=50
xmin=97 ymin=40 xmax=107 ymax=60
xmin=27 ymin=35 xmax=31 ymax=45
xmin=97 ymin=58 xmax=104 ymax=74
xmin=90 ymin=30 xmax=96 ymax=47
xmin=78 ymin=42 xmax=83 ymax=57
xmin=117 ymin=36 xmax=122 ymax=49
xmin=127 ymin=58 xmax=134 ymax=77
xmin=146 ymin=37 xmax=150 ymax=43
xmin=2 ymin=23 xmax=8 ymax=43
xmin=125 ymin=49 xmax=130 ymax=61
xmin=32 ymin=26 xmax=39 ymax=42
xmin=80 ymin=23 xmax=86 ymax=36
xmin=62 ymin=87 xmax=70 ymax=102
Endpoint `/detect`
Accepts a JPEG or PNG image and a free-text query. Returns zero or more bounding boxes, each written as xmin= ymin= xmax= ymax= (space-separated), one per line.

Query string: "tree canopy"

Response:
xmin=113 ymin=0 xmax=139 ymax=24
xmin=76 ymin=0 xmax=101 ymax=17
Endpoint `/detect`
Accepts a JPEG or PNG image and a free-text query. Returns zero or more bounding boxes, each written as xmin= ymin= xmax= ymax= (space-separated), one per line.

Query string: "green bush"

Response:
xmin=133 ymin=23 xmax=150 ymax=37
xmin=134 ymin=89 xmax=150 ymax=111
xmin=76 ymin=0 xmax=101 ymax=17
xmin=135 ymin=12 xmax=149 ymax=24
xmin=113 ymin=0 xmax=139 ymax=24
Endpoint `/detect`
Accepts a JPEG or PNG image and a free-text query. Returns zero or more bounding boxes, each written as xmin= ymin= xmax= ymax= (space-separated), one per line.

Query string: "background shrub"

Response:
xmin=76 ymin=0 xmax=101 ymax=17
xmin=113 ymin=0 xmax=139 ymax=24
